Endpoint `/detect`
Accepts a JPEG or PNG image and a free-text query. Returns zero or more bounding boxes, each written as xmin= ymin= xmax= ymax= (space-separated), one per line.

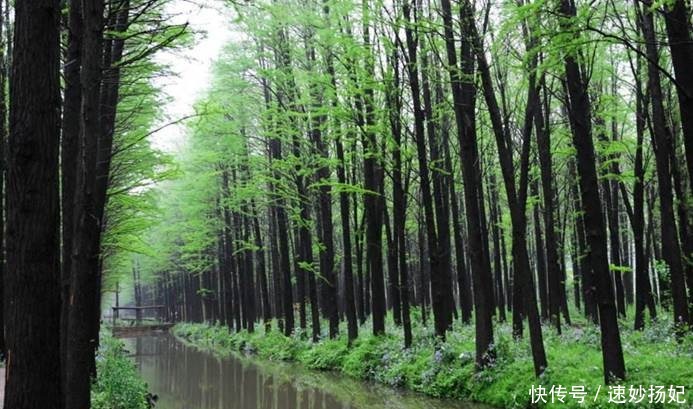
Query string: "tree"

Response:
xmin=4 ymin=0 xmax=62 ymax=407
xmin=558 ymin=0 xmax=626 ymax=382
xmin=439 ymin=0 xmax=495 ymax=369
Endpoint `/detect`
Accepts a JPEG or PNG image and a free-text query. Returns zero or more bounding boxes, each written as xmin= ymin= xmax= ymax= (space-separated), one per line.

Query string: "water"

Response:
xmin=124 ymin=334 xmax=490 ymax=409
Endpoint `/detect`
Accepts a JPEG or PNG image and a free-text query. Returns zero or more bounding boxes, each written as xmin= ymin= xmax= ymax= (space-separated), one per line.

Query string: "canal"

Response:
xmin=123 ymin=334 xmax=489 ymax=409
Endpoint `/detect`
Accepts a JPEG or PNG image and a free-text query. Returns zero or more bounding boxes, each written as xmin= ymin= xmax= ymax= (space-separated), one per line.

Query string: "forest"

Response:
xmin=0 ymin=0 xmax=692 ymax=408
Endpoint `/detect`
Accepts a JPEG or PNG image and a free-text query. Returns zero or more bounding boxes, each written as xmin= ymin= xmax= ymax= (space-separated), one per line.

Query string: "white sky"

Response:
xmin=151 ymin=0 xmax=234 ymax=154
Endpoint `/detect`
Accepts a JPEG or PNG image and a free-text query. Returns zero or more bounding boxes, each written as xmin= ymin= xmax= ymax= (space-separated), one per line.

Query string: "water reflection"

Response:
xmin=124 ymin=335 xmax=488 ymax=409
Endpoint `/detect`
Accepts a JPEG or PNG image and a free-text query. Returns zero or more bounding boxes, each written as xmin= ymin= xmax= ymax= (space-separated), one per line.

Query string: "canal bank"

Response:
xmin=124 ymin=333 xmax=488 ymax=409
xmin=170 ymin=321 xmax=693 ymax=409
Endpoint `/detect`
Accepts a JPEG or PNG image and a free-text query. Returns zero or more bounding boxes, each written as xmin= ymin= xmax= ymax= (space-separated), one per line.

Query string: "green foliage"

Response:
xmin=298 ymin=337 xmax=349 ymax=370
xmin=91 ymin=337 xmax=150 ymax=409
xmin=173 ymin=319 xmax=692 ymax=409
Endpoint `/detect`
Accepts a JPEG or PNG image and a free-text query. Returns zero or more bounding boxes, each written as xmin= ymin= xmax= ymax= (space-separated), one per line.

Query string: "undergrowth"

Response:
xmin=92 ymin=336 xmax=151 ymax=409
xmin=172 ymin=312 xmax=693 ymax=409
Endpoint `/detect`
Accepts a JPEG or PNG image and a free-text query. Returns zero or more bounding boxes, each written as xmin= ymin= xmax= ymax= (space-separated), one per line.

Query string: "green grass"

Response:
xmin=172 ymin=311 xmax=693 ymax=409
xmin=92 ymin=335 xmax=151 ymax=409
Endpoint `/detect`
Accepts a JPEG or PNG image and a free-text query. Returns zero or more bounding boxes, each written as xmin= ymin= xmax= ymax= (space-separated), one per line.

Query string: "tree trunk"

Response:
xmin=640 ymin=0 xmax=690 ymax=331
xmin=4 ymin=0 xmax=62 ymax=407
xmin=251 ymin=201 xmax=271 ymax=331
xmin=535 ymin=80 xmax=564 ymax=328
xmin=488 ymin=174 xmax=507 ymax=321
xmin=560 ymin=0 xmax=626 ymax=381
xmin=65 ymin=0 xmax=106 ymax=404
xmin=631 ymin=49 xmax=656 ymax=329
xmin=402 ymin=0 xmax=448 ymax=339
xmin=60 ymin=0 xmax=82 ymax=385
xmin=471 ymin=6 xmax=547 ymax=374
xmin=322 ymin=0 xmax=357 ymax=343
xmin=439 ymin=0 xmax=495 ymax=369
xmin=531 ymin=179 xmax=549 ymax=321
xmin=662 ymin=0 xmax=693 ymax=192
xmin=361 ymin=0 xmax=386 ymax=335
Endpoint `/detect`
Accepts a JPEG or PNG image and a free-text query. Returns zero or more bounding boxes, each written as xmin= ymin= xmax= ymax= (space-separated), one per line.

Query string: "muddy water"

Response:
xmin=124 ymin=334 xmax=489 ymax=409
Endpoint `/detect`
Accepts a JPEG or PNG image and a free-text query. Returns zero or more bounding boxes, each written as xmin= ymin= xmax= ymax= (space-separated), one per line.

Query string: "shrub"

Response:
xmin=91 ymin=337 xmax=149 ymax=409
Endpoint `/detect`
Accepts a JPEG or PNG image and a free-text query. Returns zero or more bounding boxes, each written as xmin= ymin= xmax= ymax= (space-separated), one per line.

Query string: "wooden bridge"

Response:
xmin=110 ymin=305 xmax=174 ymax=337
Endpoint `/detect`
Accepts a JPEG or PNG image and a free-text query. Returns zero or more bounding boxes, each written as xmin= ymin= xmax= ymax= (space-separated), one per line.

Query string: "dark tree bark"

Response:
xmin=268 ymin=203 xmax=283 ymax=323
xmin=322 ymin=0 xmax=358 ymax=343
xmin=640 ymin=0 xmax=690 ymax=331
xmin=535 ymin=81 xmax=563 ymax=327
xmin=0 ymin=0 xmax=5 ymax=359
xmin=630 ymin=47 xmax=657 ymax=329
xmin=570 ymin=221 xmax=581 ymax=311
xmin=422 ymin=49 xmax=456 ymax=329
xmin=530 ymin=179 xmax=549 ymax=321
xmin=65 ymin=0 xmax=106 ymax=405
xmin=416 ymin=207 xmax=429 ymax=324
xmin=605 ymin=158 xmax=627 ymax=318
xmin=471 ymin=6 xmax=547 ymax=375
xmin=242 ymin=212 xmax=256 ymax=333
xmin=559 ymin=0 xmax=626 ymax=382
xmin=670 ymin=136 xmax=693 ymax=316
xmin=4 ymin=0 xmax=62 ymax=407
xmin=402 ymin=0 xmax=449 ymax=339
xmin=439 ymin=0 xmax=495 ymax=369
xmin=266 ymin=85 xmax=294 ymax=335
xmin=488 ymin=173 xmax=507 ymax=321
xmin=334 ymin=95 xmax=358 ymax=343
xmin=307 ymin=42 xmax=339 ymax=338
xmin=361 ymin=0 xmax=386 ymax=335
xmin=383 ymin=43 xmax=413 ymax=345
xmin=446 ymin=143 xmax=472 ymax=324
xmin=222 ymin=170 xmax=240 ymax=331
xmin=570 ymin=159 xmax=597 ymax=323
xmin=89 ymin=0 xmax=129 ymax=360
xmin=60 ymin=0 xmax=82 ymax=382
xmin=662 ymin=0 xmax=693 ymax=192
xmin=354 ymin=182 xmax=366 ymax=324
xmin=251 ymin=201 xmax=271 ymax=331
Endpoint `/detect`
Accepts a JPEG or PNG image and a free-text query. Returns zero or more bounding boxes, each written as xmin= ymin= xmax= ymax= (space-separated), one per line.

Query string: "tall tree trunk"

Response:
xmin=488 ymin=173 xmax=507 ymax=321
xmin=439 ymin=0 xmax=495 ymax=369
xmin=531 ymin=179 xmax=549 ymax=321
xmin=270 ymin=126 xmax=294 ymax=336
xmin=402 ymin=0 xmax=448 ymax=339
xmin=570 ymin=159 xmax=598 ymax=322
xmin=251 ymin=201 xmax=271 ymax=331
xmin=307 ymin=42 xmax=339 ymax=338
xmin=535 ymin=79 xmax=563 ymax=327
xmin=560 ymin=0 xmax=626 ymax=382
xmin=65 ymin=0 xmax=106 ymax=404
xmin=361 ymin=0 xmax=386 ymax=335
xmin=60 ymin=0 xmax=82 ymax=385
xmin=242 ymin=212 xmax=256 ymax=333
xmin=631 ymin=49 xmax=656 ymax=329
xmin=4 ymin=0 xmax=62 ymax=407
xmin=91 ymin=0 xmax=129 ymax=340
xmin=662 ymin=0 xmax=693 ymax=192
xmin=471 ymin=4 xmax=547 ymax=374
xmin=322 ymin=0 xmax=357 ymax=343
xmin=640 ymin=0 xmax=691 ymax=331
xmin=446 ymin=144 xmax=472 ymax=324
xmin=384 ymin=44 xmax=412 ymax=345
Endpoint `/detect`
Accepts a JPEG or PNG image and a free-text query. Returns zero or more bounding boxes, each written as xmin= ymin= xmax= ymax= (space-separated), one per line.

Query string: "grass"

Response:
xmin=92 ymin=335 xmax=152 ymax=409
xmin=172 ymin=310 xmax=693 ymax=409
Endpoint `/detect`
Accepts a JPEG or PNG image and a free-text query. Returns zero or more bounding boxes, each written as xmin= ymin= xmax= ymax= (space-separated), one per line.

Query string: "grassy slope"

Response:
xmin=172 ymin=312 xmax=692 ymax=409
